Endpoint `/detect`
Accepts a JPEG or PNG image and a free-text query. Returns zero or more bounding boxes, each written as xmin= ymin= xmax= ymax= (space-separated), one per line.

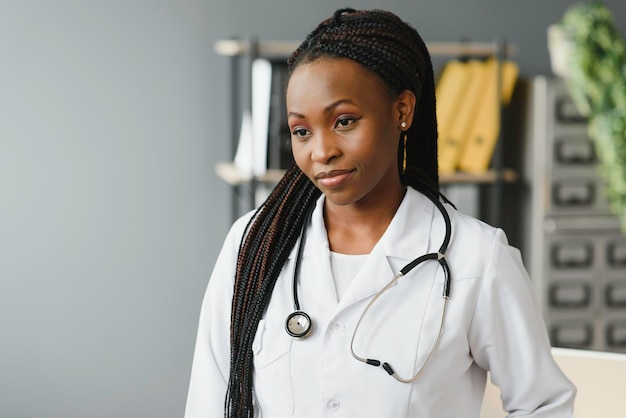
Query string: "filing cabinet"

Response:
xmin=521 ymin=77 xmax=626 ymax=353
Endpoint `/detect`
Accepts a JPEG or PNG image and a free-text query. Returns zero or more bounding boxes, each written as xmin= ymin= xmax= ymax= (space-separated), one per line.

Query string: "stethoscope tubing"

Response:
xmin=285 ymin=203 xmax=317 ymax=339
xmin=292 ymin=204 xmax=315 ymax=312
xmin=286 ymin=190 xmax=453 ymax=381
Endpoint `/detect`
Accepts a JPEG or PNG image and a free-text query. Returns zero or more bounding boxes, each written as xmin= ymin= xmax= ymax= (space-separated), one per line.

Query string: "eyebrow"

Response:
xmin=287 ymin=99 xmax=357 ymax=119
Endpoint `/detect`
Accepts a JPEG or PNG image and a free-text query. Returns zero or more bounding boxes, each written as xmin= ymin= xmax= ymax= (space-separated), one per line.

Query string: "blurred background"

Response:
xmin=1 ymin=1 xmax=625 ymax=417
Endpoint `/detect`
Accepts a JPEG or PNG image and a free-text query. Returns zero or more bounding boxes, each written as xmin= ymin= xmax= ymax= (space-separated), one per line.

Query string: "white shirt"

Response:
xmin=329 ymin=251 xmax=367 ymax=301
xmin=185 ymin=188 xmax=576 ymax=417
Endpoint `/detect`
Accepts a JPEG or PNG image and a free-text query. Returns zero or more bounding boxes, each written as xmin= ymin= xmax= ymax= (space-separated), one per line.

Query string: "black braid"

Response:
xmin=226 ymin=8 xmax=447 ymax=417
xmin=227 ymin=164 xmax=320 ymax=417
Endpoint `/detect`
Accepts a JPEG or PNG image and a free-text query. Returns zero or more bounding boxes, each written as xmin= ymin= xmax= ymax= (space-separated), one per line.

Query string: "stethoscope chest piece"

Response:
xmin=285 ymin=310 xmax=312 ymax=339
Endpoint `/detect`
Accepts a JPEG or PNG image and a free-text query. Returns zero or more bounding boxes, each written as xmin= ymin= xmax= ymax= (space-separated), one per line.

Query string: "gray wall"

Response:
xmin=1 ymin=1 xmax=625 ymax=417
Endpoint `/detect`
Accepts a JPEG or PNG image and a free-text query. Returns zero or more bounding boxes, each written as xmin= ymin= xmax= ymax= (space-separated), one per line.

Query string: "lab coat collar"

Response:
xmin=289 ymin=188 xmax=440 ymax=309
xmin=380 ymin=188 xmax=436 ymax=261
xmin=292 ymin=188 xmax=436 ymax=260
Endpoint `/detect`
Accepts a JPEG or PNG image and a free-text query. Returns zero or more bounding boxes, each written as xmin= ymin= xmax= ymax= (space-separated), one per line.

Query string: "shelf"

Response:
xmin=214 ymin=39 xmax=516 ymax=58
xmin=215 ymin=162 xmax=286 ymax=185
xmin=215 ymin=161 xmax=517 ymax=186
xmin=440 ymin=169 xmax=518 ymax=184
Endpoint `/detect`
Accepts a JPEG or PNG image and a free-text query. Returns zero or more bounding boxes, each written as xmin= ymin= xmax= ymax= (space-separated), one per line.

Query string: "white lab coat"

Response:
xmin=185 ymin=188 xmax=576 ymax=417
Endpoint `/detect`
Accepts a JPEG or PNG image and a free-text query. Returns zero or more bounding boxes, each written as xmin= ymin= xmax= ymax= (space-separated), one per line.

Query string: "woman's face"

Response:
xmin=286 ymin=57 xmax=414 ymax=211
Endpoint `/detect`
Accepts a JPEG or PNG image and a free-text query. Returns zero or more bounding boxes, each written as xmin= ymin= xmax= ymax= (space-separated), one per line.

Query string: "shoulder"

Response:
xmin=448 ymin=207 xmax=504 ymax=245
xmin=223 ymin=209 xmax=257 ymax=247
xmin=209 ymin=209 xmax=258 ymax=281
xmin=445 ymin=206 xmax=514 ymax=275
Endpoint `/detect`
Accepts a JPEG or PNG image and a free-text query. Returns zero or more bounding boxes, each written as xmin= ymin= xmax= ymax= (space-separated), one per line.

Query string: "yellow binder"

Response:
xmin=438 ymin=60 xmax=489 ymax=174
xmin=457 ymin=58 xmax=519 ymax=173
xmin=435 ymin=60 xmax=471 ymax=174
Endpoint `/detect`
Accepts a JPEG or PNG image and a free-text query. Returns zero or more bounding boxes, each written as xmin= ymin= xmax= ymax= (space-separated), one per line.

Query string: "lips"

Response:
xmin=315 ymin=169 xmax=355 ymax=189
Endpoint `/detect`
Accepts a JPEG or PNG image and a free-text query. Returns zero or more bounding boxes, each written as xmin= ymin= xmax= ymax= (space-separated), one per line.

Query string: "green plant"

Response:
xmin=557 ymin=1 xmax=626 ymax=229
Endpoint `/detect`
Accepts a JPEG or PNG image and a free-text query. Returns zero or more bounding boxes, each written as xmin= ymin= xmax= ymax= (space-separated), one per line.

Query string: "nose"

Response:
xmin=310 ymin=132 xmax=340 ymax=164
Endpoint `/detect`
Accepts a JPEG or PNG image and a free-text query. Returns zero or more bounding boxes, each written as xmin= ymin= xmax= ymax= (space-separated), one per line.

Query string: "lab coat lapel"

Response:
xmin=337 ymin=188 xmax=436 ymax=310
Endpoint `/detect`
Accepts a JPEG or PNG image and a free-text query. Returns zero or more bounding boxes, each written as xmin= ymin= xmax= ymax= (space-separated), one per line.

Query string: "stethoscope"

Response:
xmin=285 ymin=191 xmax=452 ymax=383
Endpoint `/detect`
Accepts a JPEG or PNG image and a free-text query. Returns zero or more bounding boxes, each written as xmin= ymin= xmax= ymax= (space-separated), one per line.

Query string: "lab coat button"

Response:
xmin=331 ymin=322 xmax=345 ymax=333
xmin=326 ymin=399 xmax=340 ymax=411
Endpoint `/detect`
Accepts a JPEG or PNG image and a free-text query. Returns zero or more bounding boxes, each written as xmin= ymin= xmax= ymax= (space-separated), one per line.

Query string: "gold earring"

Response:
xmin=402 ymin=133 xmax=408 ymax=174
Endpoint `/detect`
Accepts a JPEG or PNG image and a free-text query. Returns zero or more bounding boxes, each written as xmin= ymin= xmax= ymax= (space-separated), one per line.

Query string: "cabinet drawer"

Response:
xmin=605 ymin=281 xmax=626 ymax=308
xmin=554 ymin=92 xmax=586 ymax=125
xmin=606 ymin=239 xmax=626 ymax=267
xmin=549 ymin=281 xmax=592 ymax=309
xmin=548 ymin=177 xmax=611 ymax=215
xmin=554 ymin=136 xmax=595 ymax=166
xmin=606 ymin=321 xmax=626 ymax=350
xmin=550 ymin=320 xmax=594 ymax=349
xmin=552 ymin=180 xmax=595 ymax=207
xmin=550 ymin=240 xmax=593 ymax=269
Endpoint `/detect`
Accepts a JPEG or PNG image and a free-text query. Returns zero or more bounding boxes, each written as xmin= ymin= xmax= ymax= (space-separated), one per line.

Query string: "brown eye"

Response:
xmin=335 ymin=117 xmax=355 ymax=128
xmin=292 ymin=128 xmax=309 ymax=138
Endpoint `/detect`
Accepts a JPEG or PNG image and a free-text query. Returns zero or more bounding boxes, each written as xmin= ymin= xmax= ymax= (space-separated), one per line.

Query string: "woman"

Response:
xmin=186 ymin=8 xmax=576 ymax=418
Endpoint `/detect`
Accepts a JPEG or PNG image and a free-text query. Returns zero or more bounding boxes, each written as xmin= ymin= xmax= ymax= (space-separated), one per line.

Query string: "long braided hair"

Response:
xmin=226 ymin=8 xmax=443 ymax=417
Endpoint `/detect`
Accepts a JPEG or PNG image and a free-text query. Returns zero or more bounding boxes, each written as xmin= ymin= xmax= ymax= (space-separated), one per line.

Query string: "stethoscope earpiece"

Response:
xmin=285 ymin=310 xmax=312 ymax=339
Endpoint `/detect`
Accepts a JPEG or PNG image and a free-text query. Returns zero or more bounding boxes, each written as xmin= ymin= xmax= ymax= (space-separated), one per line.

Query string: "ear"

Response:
xmin=395 ymin=89 xmax=416 ymax=129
